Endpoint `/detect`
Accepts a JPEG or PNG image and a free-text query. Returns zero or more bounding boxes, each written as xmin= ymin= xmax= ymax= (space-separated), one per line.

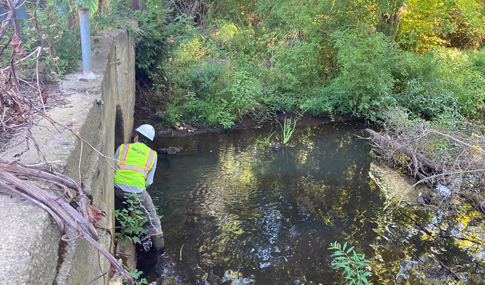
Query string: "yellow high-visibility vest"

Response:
xmin=114 ymin=143 xmax=156 ymax=189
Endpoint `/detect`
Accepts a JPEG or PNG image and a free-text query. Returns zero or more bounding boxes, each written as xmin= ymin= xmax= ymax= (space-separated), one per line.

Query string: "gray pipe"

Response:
xmin=79 ymin=7 xmax=91 ymax=76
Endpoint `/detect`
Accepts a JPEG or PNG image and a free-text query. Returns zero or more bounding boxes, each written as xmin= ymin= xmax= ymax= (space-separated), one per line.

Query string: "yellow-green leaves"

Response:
xmin=78 ymin=0 xmax=98 ymax=17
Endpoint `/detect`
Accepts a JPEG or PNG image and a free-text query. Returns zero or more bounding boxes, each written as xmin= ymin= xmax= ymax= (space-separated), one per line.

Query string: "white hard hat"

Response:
xmin=136 ymin=124 xmax=155 ymax=141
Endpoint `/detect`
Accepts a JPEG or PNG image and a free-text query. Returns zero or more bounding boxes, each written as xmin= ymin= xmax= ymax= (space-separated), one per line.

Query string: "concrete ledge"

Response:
xmin=0 ymin=27 xmax=136 ymax=285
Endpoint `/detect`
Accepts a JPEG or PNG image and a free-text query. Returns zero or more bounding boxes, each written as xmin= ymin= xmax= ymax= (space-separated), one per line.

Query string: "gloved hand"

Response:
xmin=151 ymin=232 xmax=165 ymax=250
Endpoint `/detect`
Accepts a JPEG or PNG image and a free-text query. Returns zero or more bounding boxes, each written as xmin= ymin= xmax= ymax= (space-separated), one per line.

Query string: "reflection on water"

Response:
xmin=143 ymin=121 xmax=485 ymax=284
xmin=371 ymin=198 xmax=485 ymax=284
xmin=147 ymin=121 xmax=380 ymax=284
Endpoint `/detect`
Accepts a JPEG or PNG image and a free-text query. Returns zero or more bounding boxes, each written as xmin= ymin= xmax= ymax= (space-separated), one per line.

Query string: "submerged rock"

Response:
xmin=369 ymin=161 xmax=429 ymax=202
xmin=158 ymin=130 xmax=173 ymax=137
xmin=418 ymin=193 xmax=432 ymax=205
xmin=158 ymin=147 xmax=184 ymax=155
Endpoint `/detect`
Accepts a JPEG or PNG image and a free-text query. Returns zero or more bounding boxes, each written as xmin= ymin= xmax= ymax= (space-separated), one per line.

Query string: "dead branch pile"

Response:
xmin=367 ymin=110 xmax=485 ymax=204
xmin=0 ymin=162 xmax=134 ymax=285
xmin=0 ymin=0 xmax=51 ymax=150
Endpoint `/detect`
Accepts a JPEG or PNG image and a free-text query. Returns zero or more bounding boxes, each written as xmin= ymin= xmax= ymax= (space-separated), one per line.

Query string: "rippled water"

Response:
xmin=141 ymin=121 xmax=383 ymax=284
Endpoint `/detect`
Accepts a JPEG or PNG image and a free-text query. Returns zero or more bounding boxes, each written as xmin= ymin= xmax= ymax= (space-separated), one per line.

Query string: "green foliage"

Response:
xmin=228 ymin=70 xmax=262 ymax=119
xmin=329 ymin=241 xmax=372 ymax=285
xmin=215 ymin=20 xmax=257 ymax=56
xmin=262 ymin=89 xmax=301 ymax=114
xmin=160 ymin=43 xmax=263 ymax=128
xmin=148 ymin=0 xmax=485 ymax=129
xmin=132 ymin=2 xmax=172 ymax=81
xmin=300 ymin=87 xmax=335 ymax=117
xmin=91 ymin=0 xmax=133 ymax=32
xmin=266 ymin=39 xmax=324 ymax=96
xmin=279 ymin=117 xmax=296 ymax=145
xmin=395 ymin=48 xmax=485 ymax=120
xmin=160 ymin=91 xmax=236 ymax=129
xmin=127 ymin=269 xmax=148 ymax=285
xmin=397 ymin=0 xmax=485 ymax=51
xmin=256 ymin=128 xmax=275 ymax=146
xmin=324 ymin=30 xmax=399 ymax=119
xmin=78 ymin=0 xmax=99 ymax=17
xmin=18 ymin=0 xmax=81 ymax=81
xmin=183 ymin=57 xmax=229 ymax=99
xmin=114 ymin=194 xmax=148 ymax=246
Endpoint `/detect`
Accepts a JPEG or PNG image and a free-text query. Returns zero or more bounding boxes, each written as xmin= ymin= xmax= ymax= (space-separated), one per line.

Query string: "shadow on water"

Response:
xmin=138 ymin=121 xmax=485 ymax=284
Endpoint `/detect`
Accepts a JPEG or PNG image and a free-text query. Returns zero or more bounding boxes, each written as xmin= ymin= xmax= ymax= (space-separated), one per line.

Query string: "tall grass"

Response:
xmin=256 ymin=128 xmax=275 ymax=146
xmin=279 ymin=118 xmax=297 ymax=144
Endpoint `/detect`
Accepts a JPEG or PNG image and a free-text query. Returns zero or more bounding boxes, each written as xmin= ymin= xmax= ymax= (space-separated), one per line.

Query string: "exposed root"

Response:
xmin=0 ymin=162 xmax=134 ymax=285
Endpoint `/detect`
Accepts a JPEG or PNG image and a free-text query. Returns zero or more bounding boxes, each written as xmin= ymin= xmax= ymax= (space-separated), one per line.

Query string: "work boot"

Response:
xmin=151 ymin=233 xmax=165 ymax=250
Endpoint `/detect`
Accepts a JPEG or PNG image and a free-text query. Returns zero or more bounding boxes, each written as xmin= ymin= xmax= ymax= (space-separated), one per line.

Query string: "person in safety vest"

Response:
xmin=114 ymin=124 xmax=164 ymax=250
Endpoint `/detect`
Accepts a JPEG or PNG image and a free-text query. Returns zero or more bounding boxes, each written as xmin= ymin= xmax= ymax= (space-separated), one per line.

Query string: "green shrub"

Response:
xmin=228 ymin=70 xmax=262 ymax=119
xmin=183 ymin=57 xmax=229 ymax=99
xmin=312 ymin=30 xmax=400 ymax=119
xmin=469 ymin=48 xmax=485 ymax=77
xmin=397 ymin=78 xmax=462 ymax=120
xmin=114 ymin=194 xmax=148 ymax=246
xmin=161 ymin=91 xmax=236 ymax=129
xmin=151 ymin=1 xmax=485 ymax=128
xmin=300 ymin=86 xmax=337 ymax=117
xmin=261 ymin=88 xmax=301 ymax=114
xmin=132 ymin=2 xmax=170 ymax=81
xmin=18 ymin=0 xmax=81 ymax=81
xmin=268 ymin=39 xmax=323 ymax=93
xmin=396 ymin=49 xmax=485 ymax=119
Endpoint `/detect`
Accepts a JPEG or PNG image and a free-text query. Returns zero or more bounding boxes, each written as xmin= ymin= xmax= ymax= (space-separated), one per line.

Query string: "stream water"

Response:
xmin=137 ymin=120 xmax=485 ymax=284
xmin=140 ymin=121 xmax=380 ymax=284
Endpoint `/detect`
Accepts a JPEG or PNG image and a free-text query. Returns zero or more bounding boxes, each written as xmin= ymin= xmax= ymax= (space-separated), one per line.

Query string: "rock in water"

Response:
xmin=418 ymin=193 xmax=431 ymax=205
xmin=158 ymin=147 xmax=183 ymax=155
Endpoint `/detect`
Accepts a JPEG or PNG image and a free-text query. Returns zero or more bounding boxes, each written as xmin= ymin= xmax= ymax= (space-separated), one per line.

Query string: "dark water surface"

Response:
xmin=145 ymin=121 xmax=384 ymax=284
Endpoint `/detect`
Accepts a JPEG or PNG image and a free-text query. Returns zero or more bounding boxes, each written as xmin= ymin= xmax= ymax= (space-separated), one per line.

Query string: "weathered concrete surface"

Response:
xmin=0 ymin=27 xmax=136 ymax=285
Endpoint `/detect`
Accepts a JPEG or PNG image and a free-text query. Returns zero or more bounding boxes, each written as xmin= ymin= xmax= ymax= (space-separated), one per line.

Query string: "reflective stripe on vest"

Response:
xmin=116 ymin=164 xmax=148 ymax=177
xmin=115 ymin=144 xmax=155 ymax=179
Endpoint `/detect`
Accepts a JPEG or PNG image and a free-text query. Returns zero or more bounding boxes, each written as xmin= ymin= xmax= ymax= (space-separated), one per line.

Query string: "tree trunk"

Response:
xmin=377 ymin=6 xmax=404 ymax=41
xmin=130 ymin=0 xmax=140 ymax=11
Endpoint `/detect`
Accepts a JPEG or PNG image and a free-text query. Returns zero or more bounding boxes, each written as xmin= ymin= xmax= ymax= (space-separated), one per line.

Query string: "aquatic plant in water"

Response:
xmin=279 ymin=117 xmax=297 ymax=145
xmin=256 ymin=128 xmax=275 ymax=147
xmin=328 ymin=241 xmax=372 ymax=285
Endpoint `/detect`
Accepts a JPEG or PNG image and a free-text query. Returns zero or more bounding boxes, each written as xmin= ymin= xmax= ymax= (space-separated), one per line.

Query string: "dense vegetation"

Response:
xmin=2 ymin=0 xmax=485 ymax=128
xmin=128 ymin=0 xmax=485 ymax=129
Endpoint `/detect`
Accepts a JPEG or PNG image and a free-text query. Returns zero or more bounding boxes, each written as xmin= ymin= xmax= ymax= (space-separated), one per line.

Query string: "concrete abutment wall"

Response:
xmin=0 ymin=27 xmax=136 ymax=285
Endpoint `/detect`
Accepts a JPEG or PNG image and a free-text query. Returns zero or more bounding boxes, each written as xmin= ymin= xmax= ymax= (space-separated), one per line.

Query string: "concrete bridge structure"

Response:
xmin=0 ymin=28 xmax=136 ymax=284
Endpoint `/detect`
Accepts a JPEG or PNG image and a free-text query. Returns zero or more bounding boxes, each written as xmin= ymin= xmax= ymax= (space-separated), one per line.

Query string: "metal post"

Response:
xmin=79 ymin=7 xmax=94 ymax=78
